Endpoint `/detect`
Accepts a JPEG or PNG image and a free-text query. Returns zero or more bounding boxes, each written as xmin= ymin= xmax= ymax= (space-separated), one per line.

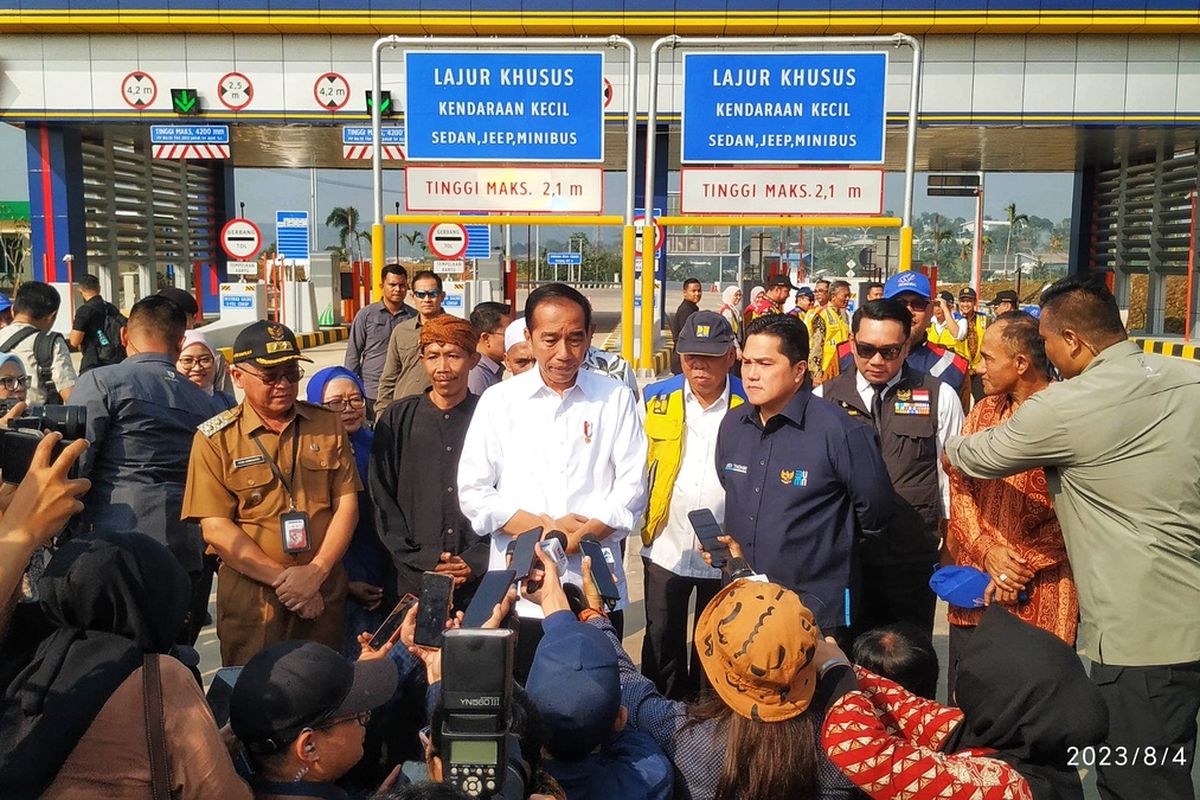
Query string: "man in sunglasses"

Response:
xmin=815 ymin=299 xmax=963 ymax=639
xmin=836 ymin=271 xmax=968 ymax=395
xmin=183 ymin=320 xmax=362 ymax=666
xmin=375 ymin=270 xmax=447 ymax=414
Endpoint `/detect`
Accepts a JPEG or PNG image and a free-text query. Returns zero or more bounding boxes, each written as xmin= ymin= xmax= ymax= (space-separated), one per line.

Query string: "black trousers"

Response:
xmin=180 ymin=553 xmax=219 ymax=646
xmin=1092 ymin=660 xmax=1200 ymax=800
xmin=946 ymin=622 xmax=975 ymax=704
xmin=856 ymin=559 xmax=938 ymax=641
xmin=640 ymin=559 xmax=722 ymax=701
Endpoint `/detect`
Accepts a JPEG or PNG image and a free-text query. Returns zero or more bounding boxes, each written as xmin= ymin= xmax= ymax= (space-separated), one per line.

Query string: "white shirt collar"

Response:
xmin=524 ymin=363 xmax=595 ymax=400
xmin=683 ymin=377 xmax=731 ymax=413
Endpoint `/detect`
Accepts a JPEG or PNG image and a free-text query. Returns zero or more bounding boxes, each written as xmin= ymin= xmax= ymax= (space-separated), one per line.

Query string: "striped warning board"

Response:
xmin=152 ymin=143 xmax=231 ymax=159
xmin=342 ymin=144 xmax=405 ymax=160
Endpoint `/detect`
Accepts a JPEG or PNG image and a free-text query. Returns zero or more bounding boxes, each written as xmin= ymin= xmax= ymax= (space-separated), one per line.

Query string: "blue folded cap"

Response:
xmin=929 ymin=565 xmax=991 ymax=609
xmin=0 ymin=293 xmax=11 ymax=313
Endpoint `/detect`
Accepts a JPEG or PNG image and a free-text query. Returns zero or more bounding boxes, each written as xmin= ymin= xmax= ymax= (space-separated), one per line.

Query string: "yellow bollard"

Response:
xmin=371 ymin=224 xmax=385 ymax=302
xmin=639 ymin=246 xmax=656 ymax=372
xmin=621 ymin=225 xmax=635 ymax=364
xmin=899 ymin=225 xmax=914 ymax=272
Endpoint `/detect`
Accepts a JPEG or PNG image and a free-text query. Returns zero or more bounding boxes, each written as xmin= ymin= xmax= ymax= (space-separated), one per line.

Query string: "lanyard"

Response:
xmin=252 ymin=418 xmax=301 ymax=511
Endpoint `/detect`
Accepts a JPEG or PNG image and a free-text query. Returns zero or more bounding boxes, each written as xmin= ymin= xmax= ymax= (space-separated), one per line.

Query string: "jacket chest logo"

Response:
xmin=780 ymin=469 xmax=808 ymax=486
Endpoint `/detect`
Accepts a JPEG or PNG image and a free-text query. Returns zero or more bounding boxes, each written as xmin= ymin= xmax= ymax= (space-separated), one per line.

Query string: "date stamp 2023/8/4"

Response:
xmin=1067 ymin=745 xmax=1188 ymax=768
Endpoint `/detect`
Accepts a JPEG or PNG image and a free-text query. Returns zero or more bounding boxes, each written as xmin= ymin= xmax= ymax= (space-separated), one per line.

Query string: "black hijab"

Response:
xmin=0 ymin=532 xmax=190 ymax=799
xmin=943 ymin=605 xmax=1109 ymax=799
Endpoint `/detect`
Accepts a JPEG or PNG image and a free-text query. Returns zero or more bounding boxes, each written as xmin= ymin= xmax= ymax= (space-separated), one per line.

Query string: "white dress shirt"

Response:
xmin=814 ymin=370 xmax=963 ymax=516
xmin=457 ymin=366 xmax=648 ymax=616
xmin=931 ymin=316 xmax=966 ymax=340
xmin=644 ymin=380 xmax=729 ymax=580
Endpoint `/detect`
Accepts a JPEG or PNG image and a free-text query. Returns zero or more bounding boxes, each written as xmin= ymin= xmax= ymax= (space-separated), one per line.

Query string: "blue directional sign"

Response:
xmin=464 ymin=224 xmax=491 ymax=259
xmin=150 ymin=125 xmax=229 ymax=144
xmin=276 ymin=210 xmax=310 ymax=261
xmin=404 ymin=51 xmax=605 ymax=162
xmin=546 ymin=251 xmax=582 ymax=266
xmin=681 ymin=52 xmax=888 ymax=164
xmin=342 ymin=126 xmax=406 ymax=145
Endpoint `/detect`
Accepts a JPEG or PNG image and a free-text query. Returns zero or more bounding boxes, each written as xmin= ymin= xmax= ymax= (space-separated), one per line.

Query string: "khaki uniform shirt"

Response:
xmin=375 ymin=315 xmax=435 ymax=412
xmin=182 ymin=400 xmax=361 ymax=665
xmin=946 ymin=341 xmax=1200 ymax=666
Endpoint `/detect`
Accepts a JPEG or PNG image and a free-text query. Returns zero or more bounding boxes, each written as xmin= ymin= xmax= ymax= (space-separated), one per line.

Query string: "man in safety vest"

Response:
xmin=954 ymin=287 xmax=989 ymax=409
xmin=806 ymin=279 xmax=852 ymax=386
xmin=748 ymin=274 xmax=793 ymax=320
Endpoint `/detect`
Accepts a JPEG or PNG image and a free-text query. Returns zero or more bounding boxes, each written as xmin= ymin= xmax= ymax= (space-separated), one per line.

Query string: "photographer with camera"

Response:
xmin=522 ymin=543 xmax=673 ymax=800
xmin=0 ymin=281 xmax=76 ymax=405
xmin=69 ymin=295 xmax=228 ymax=645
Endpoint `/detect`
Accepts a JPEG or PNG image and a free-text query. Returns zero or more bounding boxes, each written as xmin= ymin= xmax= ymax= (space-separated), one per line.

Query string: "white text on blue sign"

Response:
xmin=681 ymin=52 xmax=888 ymax=164
xmin=342 ymin=127 xmax=407 ymax=145
xmin=404 ymin=51 xmax=605 ymax=162
xmin=150 ymin=125 xmax=230 ymax=145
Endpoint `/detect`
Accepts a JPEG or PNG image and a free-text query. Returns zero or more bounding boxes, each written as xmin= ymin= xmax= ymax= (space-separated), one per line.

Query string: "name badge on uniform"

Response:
xmin=894 ymin=401 xmax=931 ymax=416
xmin=281 ymin=511 xmax=312 ymax=554
xmin=234 ymin=455 xmax=266 ymax=469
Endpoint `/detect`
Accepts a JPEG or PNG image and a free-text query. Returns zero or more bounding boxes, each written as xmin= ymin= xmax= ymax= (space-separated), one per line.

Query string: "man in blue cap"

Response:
xmin=837 ymin=271 xmax=968 ymax=395
xmin=0 ymin=293 xmax=13 ymax=328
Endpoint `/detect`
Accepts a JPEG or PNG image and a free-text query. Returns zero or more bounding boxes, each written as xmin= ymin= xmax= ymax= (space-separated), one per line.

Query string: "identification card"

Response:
xmin=280 ymin=511 xmax=312 ymax=554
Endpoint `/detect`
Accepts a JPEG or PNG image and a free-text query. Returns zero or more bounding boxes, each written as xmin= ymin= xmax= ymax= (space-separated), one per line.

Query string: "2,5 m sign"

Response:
xmin=404 ymin=51 xmax=605 ymax=163
xmin=681 ymin=52 xmax=888 ymax=165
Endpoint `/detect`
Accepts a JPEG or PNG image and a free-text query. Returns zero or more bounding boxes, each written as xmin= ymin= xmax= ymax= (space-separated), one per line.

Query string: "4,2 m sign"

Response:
xmin=681 ymin=52 xmax=888 ymax=165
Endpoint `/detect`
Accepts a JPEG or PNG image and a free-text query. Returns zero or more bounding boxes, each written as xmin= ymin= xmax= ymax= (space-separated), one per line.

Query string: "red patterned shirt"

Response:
xmin=823 ymin=666 xmax=1033 ymax=799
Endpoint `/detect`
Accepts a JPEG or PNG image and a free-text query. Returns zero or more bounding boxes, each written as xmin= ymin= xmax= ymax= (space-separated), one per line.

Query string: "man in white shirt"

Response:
xmin=458 ymin=283 xmax=647 ymax=650
xmin=639 ymin=311 xmax=745 ymax=700
xmin=0 ymin=281 xmax=76 ymax=405
xmin=815 ymin=298 xmax=963 ymax=637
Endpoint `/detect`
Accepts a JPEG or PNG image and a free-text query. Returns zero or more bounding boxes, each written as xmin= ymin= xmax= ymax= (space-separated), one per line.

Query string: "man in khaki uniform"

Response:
xmin=183 ymin=321 xmax=360 ymax=666
xmin=374 ymin=269 xmax=446 ymax=412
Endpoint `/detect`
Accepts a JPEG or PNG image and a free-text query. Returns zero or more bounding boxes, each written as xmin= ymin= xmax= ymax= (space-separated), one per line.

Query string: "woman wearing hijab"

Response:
xmin=177 ymin=330 xmax=235 ymax=409
xmin=305 ymin=366 xmax=389 ymax=658
xmin=0 ymin=352 xmax=30 ymax=406
xmin=0 ymin=533 xmax=251 ymax=800
xmin=822 ymin=605 xmax=1109 ymax=799
xmin=741 ymin=285 xmax=765 ymax=331
xmin=718 ymin=285 xmax=744 ymax=376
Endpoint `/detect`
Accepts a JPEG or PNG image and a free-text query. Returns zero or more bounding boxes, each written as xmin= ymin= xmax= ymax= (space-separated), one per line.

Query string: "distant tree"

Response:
xmin=325 ymin=206 xmax=363 ymax=264
xmin=1004 ymin=202 xmax=1030 ymax=256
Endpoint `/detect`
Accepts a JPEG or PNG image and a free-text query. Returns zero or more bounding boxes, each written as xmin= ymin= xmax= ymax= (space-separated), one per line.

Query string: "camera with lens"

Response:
xmin=440 ymin=628 xmax=529 ymax=799
xmin=0 ymin=404 xmax=86 ymax=484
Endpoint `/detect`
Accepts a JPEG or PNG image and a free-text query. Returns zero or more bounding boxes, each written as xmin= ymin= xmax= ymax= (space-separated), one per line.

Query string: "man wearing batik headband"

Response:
xmin=183 ymin=320 xmax=361 ymax=666
xmin=369 ymin=314 xmax=490 ymax=605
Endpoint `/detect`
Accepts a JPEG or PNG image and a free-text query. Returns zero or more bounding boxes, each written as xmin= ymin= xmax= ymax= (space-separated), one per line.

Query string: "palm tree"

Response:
xmin=325 ymin=206 xmax=362 ymax=264
xmin=1004 ymin=202 xmax=1029 ymax=257
xmin=401 ymin=230 xmax=424 ymax=259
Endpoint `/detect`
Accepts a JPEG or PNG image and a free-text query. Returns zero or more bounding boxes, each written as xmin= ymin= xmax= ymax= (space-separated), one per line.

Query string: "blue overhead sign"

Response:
xmin=546 ymin=251 xmax=582 ymax=266
xmin=681 ymin=52 xmax=888 ymax=164
xmin=342 ymin=126 xmax=406 ymax=145
xmin=404 ymin=51 xmax=605 ymax=162
xmin=150 ymin=125 xmax=229 ymax=144
xmin=276 ymin=210 xmax=310 ymax=261
xmin=464 ymin=224 xmax=491 ymax=259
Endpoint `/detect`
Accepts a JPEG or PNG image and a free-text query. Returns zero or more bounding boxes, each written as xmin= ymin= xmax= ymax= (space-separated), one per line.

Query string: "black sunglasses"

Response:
xmin=855 ymin=342 xmax=905 ymax=361
xmin=412 ymin=290 xmax=440 ymax=299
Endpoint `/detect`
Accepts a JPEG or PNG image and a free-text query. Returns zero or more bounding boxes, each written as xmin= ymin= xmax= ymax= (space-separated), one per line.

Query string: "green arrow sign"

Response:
xmin=172 ymin=88 xmax=200 ymax=115
xmin=364 ymin=90 xmax=395 ymax=117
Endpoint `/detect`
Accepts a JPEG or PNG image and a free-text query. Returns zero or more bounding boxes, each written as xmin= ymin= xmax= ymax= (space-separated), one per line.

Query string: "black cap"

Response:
xmin=676 ymin=310 xmax=735 ymax=356
xmin=230 ymin=641 xmax=398 ymax=755
xmin=990 ymin=289 xmax=1020 ymax=306
xmin=958 ymin=287 xmax=978 ymax=301
xmin=158 ymin=287 xmax=199 ymax=316
xmin=232 ymin=321 xmax=313 ymax=367
xmin=938 ymin=290 xmax=955 ymax=304
xmin=768 ymin=274 xmax=796 ymax=290
xmin=795 ymin=287 xmax=815 ymax=300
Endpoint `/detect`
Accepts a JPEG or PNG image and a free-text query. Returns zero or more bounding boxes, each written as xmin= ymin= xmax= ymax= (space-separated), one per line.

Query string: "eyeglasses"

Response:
xmin=897 ymin=296 xmax=930 ymax=312
xmin=0 ymin=375 xmax=32 ymax=391
xmin=240 ymin=365 xmax=304 ymax=386
xmin=310 ymin=710 xmax=372 ymax=734
xmin=855 ymin=342 xmax=906 ymax=361
xmin=178 ymin=355 xmax=214 ymax=369
xmin=324 ymin=396 xmax=366 ymax=412
xmin=412 ymin=290 xmax=440 ymax=299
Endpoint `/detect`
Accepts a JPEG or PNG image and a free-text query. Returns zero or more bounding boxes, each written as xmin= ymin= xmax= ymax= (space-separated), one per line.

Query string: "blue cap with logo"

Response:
xmin=883 ymin=271 xmax=931 ymax=300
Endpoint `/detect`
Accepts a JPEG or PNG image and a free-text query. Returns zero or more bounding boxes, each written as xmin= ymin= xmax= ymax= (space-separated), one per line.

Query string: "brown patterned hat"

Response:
xmin=695 ymin=580 xmax=819 ymax=722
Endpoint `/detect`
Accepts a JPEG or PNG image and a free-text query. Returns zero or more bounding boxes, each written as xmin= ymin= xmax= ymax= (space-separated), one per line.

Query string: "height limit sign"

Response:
xmin=221 ymin=218 xmax=262 ymax=261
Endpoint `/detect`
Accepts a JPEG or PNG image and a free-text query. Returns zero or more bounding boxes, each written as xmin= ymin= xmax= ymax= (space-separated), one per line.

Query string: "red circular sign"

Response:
xmin=121 ymin=71 xmax=158 ymax=109
xmin=218 ymin=71 xmax=254 ymax=111
xmin=427 ymin=223 xmax=469 ymax=259
xmin=313 ymin=72 xmax=351 ymax=111
xmin=604 ymin=77 xmax=614 ymax=109
xmin=220 ymin=217 xmax=263 ymax=261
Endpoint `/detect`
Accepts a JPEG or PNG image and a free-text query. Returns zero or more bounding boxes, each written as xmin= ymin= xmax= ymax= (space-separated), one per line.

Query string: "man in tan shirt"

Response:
xmin=374 ymin=269 xmax=446 ymax=412
xmin=946 ymin=275 xmax=1200 ymax=800
xmin=183 ymin=321 xmax=360 ymax=666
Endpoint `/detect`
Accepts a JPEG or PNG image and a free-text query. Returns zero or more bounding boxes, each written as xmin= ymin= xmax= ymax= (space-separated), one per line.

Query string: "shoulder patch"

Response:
xmin=198 ymin=408 xmax=239 ymax=437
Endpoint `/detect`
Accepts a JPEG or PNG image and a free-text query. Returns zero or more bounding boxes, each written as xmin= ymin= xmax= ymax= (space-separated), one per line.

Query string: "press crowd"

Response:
xmin=0 ymin=265 xmax=1197 ymax=800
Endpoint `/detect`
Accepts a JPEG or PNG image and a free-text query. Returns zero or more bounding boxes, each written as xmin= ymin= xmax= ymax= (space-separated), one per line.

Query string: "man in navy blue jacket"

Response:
xmin=715 ymin=314 xmax=893 ymax=643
